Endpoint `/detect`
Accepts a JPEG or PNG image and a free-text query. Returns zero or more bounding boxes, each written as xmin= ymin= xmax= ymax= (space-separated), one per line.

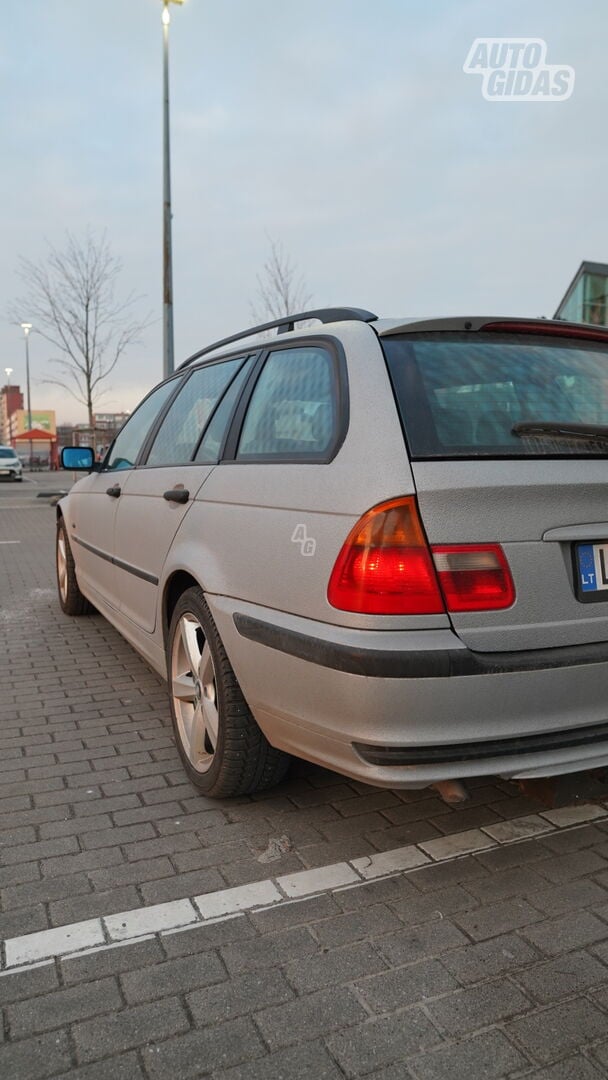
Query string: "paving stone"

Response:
xmin=535 ymin=849 xmax=607 ymax=883
xmin=143 ymin=1018 xmax=266 ymax=1078
xmin=334 ymin=875 xmax=419 ymax=911
xmin=53 ymin=1053 xmax=146 ymax=1080
xmin=61 ymin=938 xmax=165 ymax=984
xmin=521 ymin=911 xmax=608 ymax=956
xmin=211 ymin=1040 xmax=344 ymax=1080
xmin=527 ymin=878 xmax=608 ymax=916
xmin=326 ymin=1010 xmax=440 ymax=1076
xmin=188 ymin=968 xmax=293 ymax=1026
xmin=519 ymin=1057 xmax=604 ymax=1080
xmin=255 ymin=985 xmax=366 ymax=1049
xmin=121 ymin=950 xmax=227 ymax=1003
xmin=507 ymin=998 xmax=608 ymax=1063
xmin=284 ymin=940 xmax=387 ymax=993
xmin=377 ymin=918 xmax=469 ymax=966
xmin=49 ymin=885 xmax=141 ymax=926
xmin=7 ymin=976 xmax=122 ymax=1037
xmin=442 ymin=932 xmax=541 ymax=985
xmin=456 ymin=897 xmax=543 ymax=941
xmin=389 ymin=884 xmax=478 ymax=926
xmin=248 ymin=893 xmax=340 ymax=934
xmin=310 ymin=904 xmax=403 ymax=948
xmin=515 ymin=950 xmax=608 ymax=1002
xmin=0 ymin=1029 xmax=72 ymax=1079
xmin=408 ymin=1029 xmax=529 ymax=1080
xmin=0 ymin=962 xmax=59 ymax=1005
xmin=220 ymin=926 xmax=317 ymax=975
xmin=141 ymin=867 xmax=225 ymax=905
xmin=88 ymin=856 xmax=175 ymax=890
xmin=355 ymin=957 xmax=459 ymax=1012
xmin=73 ymin=994 xmax=189 ymax=1063
xmin=426 ymin=978 xmax=532 ymax=1034
xmin=161 ymin=915 xmax=256 ymax=959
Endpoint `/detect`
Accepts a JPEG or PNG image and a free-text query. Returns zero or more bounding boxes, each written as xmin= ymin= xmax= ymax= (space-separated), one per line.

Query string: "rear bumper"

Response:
xmin=210 ymin=597 xmax=608 ymax=789
xmin=234 ymin=613 xmax=608 ymax=678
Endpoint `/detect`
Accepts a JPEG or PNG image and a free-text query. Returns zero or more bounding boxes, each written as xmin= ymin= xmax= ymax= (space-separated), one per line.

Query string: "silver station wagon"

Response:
xmin=57 ymin=308 xmax=608 ymax=797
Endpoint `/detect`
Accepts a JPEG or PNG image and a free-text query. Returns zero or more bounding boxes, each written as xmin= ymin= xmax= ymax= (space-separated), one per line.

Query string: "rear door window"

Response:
xmin=236 ymin=346 xmax=338 ymax=460
xmin=383 ymin=332 xmax=608 ymax=457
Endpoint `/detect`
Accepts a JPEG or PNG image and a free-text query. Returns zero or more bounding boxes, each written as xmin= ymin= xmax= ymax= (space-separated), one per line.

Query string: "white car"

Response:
xmin=0 ymin=445 xmax=23 ymax=481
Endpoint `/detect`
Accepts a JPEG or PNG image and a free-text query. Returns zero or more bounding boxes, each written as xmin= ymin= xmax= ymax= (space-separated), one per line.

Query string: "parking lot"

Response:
xmin=2 ymin=478 xmax=608 ymax=1079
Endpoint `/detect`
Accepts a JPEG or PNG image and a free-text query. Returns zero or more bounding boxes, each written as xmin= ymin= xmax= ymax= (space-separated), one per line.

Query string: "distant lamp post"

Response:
xmin=20 ymin=323 xmax=33 ymax=469
xmin=161 ymin=0 xmax=184 ymax=379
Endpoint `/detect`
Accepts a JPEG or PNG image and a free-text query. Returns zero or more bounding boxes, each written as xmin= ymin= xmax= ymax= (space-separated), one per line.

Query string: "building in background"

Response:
xmin=56 ymin=412 xmax=129 ymax=461
xmin=8 ymin=409 xmax=56 ymax=440
xmin=0 ymin=384 xmax=23 ymax=444
xmin=555 ymin=261 xmax=608 ymax=326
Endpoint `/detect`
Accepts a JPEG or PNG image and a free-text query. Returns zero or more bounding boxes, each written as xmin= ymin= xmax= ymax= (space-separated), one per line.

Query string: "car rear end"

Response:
xmin=220 ymin=316 xmax=608 ymax=788
xmin=0 ymin=446 xmax=23 ymax=481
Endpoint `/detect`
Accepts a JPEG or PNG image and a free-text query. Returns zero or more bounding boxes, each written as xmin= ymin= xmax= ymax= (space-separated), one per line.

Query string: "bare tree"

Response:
xmin=11 ymin=230 xmax=149 ymax=427
xmin=251 ymin=235 xmax=312 ymax=324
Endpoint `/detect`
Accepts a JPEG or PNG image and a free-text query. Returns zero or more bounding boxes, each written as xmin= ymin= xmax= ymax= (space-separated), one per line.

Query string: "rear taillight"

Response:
xmin=432 ymin=545 xmax=515 ymax=612
xmin=327 ymin=497 xmax=445 ymax=614
xmin=328 ymin=498 xmax=516 ymax=615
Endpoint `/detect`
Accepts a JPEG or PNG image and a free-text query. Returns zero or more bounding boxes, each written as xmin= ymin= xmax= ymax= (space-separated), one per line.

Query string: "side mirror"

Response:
xmin=61 ymin=446 xmax=95 ymax=471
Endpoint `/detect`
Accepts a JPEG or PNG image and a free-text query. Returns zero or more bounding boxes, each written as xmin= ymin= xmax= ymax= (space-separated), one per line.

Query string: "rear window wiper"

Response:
xmin=512 ymin=421 xmax=608 ymax=443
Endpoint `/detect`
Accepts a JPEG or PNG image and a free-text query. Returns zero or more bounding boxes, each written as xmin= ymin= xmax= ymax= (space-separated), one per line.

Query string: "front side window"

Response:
xmin=146 ymin=359 xmax=242 ymax=467
xmin=0 ymin=449 xmax=16 ymax=459
xmin=237 ymin=346 xmax=337 ymax=459
xmin=105 ymin=379 xmax=179 ymax=471
xmin=383 ymin=332 xmax=608 ymax=458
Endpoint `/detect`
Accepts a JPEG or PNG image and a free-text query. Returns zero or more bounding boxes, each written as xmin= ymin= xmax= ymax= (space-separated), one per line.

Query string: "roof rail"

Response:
xmin=177 ymin=307 xmax=378 ymax=370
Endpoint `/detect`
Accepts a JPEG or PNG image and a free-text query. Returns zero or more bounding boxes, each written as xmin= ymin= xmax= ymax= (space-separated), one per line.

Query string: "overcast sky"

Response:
xmin=2 ymin=1 xmax=606 ymax=423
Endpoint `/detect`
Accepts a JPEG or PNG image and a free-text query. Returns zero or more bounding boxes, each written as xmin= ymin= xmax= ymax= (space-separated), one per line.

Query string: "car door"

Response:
xmin=68 ymin=378 xmax=180 ymax=608
xmin=113 ymin=356 xmax=253 ymax=633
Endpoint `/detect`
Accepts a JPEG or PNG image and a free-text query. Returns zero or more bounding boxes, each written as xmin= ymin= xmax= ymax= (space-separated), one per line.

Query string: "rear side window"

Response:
xmin=146 ymin=358 xmax=241 ymax=466
xmin=383 ymin=332 xmax=608 ymax=458
xmin=237 ymin=346 xmax=338 ymax=460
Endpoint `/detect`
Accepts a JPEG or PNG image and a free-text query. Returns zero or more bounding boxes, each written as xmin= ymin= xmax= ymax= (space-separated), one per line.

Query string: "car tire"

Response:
xmin=167 ymin=586 xmax=290 ymax=797
xmin=56 ymin=517 xmax=93 ymax=616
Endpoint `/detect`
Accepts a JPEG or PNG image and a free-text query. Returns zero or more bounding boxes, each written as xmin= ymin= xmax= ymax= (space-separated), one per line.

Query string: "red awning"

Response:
xmin=14 ymin=428 xmax=57 ymax=442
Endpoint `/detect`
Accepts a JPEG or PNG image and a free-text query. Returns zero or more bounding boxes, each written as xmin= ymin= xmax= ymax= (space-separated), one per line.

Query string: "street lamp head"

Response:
xmin=20 ymin=323 xmax=32 ymax=336
xmin=5 ymin=368 xmax=13 ymax=380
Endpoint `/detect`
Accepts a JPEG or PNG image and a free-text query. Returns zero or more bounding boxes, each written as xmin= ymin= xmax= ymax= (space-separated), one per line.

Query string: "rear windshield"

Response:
xmin=382 ymin=332 xmax=608 ymax=458
xmin=0 ymin=449 xmax=16 ymax=459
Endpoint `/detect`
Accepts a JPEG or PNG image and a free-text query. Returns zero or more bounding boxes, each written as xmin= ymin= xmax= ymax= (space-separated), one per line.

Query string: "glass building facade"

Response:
xmin=555 ymin=261 xmax=608 ymax=326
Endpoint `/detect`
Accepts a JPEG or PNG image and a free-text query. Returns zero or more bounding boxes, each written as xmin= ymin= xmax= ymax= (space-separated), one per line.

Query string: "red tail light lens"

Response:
xmin=327 ymin=497 xmax=445 ymax=614
xmin=432 ymin=545 xmax=515 ymax=611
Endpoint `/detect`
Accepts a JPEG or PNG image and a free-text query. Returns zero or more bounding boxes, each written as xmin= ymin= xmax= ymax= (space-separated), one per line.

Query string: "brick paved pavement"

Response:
xmin=2 ymin=500 xmax=608 ymax=1077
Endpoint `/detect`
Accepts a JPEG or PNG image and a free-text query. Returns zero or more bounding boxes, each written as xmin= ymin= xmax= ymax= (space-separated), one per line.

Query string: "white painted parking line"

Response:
xmin=276 ymin=862 xmax=360 ymax=898
xmin=194 ymin=880 xmax=282 ymax=919
xmin=2 ymin=804 xmax=606 ymax=973
xmin=351 ymin=845 xmax=430 ymax=880
xmin=104 ymin=899 xmax=198 ymax=942
xmin=482 ymin=815 xmax=555 ymax=844
xmin=0 ymin=540 xmax=20 ymax=545
xmin=419 ymin=828 xmax=497 ymax=861
xmin=539 ymin=803 xmax=608 ymax=827
xmin=4 ymin=920 xmax=104 ymax=967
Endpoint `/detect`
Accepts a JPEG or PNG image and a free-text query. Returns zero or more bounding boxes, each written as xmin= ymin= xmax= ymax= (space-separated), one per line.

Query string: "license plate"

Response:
xmin=575 ymin=542 xmax=608 ymax=602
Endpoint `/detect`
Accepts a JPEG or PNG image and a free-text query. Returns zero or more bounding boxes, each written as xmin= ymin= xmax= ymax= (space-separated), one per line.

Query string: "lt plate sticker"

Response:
xmin=577 ymin=543 xmax=608 ymax=593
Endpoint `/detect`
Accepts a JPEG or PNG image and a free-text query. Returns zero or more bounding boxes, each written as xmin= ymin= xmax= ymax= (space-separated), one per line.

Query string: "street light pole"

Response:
xmin=20 ymin=323 xmax=33 ymax=470
xmin=161 ymin=0 xmax=184 ymax=379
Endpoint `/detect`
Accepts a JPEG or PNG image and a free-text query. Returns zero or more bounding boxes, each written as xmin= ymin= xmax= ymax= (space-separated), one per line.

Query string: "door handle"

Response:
xmin=163 ymin=489 xmax=189 ymax=504
xmin=106 ymin=485 xmax=121 ymax=498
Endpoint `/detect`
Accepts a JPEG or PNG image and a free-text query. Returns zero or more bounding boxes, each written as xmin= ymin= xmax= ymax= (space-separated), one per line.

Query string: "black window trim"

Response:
xmin=220 ymin=334 xmax=350 ymax=465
